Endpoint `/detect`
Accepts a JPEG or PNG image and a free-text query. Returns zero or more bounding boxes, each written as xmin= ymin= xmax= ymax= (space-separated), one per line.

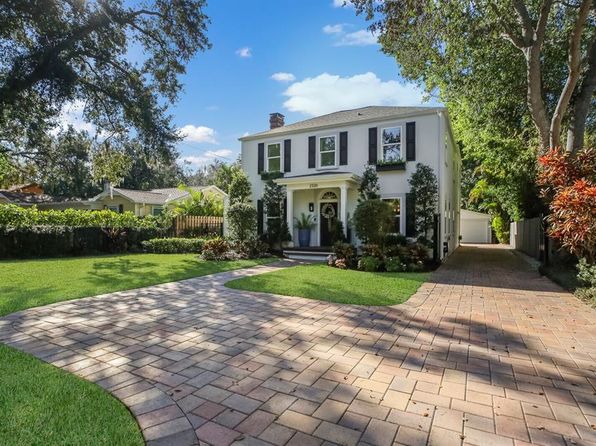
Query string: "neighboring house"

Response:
xmin=88 ymin=184 xmax=228 ymax=216
xmin=240 ymin=106 xmax=461 ymax=260
xmin=0 ymin=183 xmax=90 ymax=210
xmin=460 ymin=209 xmax=492 ymax=244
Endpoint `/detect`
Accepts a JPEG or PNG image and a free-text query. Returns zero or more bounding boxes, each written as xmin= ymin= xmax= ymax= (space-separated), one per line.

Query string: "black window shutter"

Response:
xmin=257 ymin=199 xmax=264 ymax=235
xmin=405 ymin=193 xmax=416 ymax=237
xmin=339 ymin=131 xmax=348 ymax=165
xmin=283 ymin=197 xmax=287 ymax=220
xmin=368 ymin=127 xmax=377 ymax=165
xmin=406 ymin=122 xmax=416 ymax=161
xmin=284 ymin=139 xmax=291 ymax=173
xmin=257 ymin=143 xmax=265 ymax=173
xmin=308 ymin=136 xmax=316 ymax=168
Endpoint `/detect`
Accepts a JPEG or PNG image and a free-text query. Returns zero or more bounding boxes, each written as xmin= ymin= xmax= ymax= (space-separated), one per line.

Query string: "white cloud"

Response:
xmin=177 ymin=125 xmax=217 ymax=144
xmin=336 ymin=29 xmax=379 ymax=46
xmin=52 ymin=100 xmax=96 ymax=135
xmin=236 ymin=47 xmax=252 ymax=58
xmin=271 ymin=72 xmax=296 ymax=82
xmin=181 ymin=149 xmax=234 ymax=168
xmin=282 ymin=72 xmax=426 ymax=116
xmin=332 ymin=0 xmax=353 ymax=7
xmin=322 ymin=24 xmax=344 ymax=34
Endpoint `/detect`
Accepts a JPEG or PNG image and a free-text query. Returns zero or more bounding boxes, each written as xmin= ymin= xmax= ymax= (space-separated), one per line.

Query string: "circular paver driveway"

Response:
xmin=1 ymin=245 xmax=596 ymax=446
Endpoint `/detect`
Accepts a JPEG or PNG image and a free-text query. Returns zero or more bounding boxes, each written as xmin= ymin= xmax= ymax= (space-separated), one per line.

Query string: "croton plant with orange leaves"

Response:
xmin=537 ymin=147 xmax=596 ymax=263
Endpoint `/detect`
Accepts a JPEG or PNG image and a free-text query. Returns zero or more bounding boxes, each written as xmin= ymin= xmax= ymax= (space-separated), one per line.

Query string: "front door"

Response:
xmin=319 ymin=202 xmax=338 ymax=247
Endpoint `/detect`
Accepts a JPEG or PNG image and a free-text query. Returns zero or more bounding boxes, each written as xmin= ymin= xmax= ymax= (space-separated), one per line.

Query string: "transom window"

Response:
xmin=319 ymin=136 xmax=336 ymax=167
xmin=381 ymin=127 xmax=402 ymax=162
xmin=267 ymin=142 xmax=281 ymax=172
xmin=383 ymin=198 xmax=402 ymax=233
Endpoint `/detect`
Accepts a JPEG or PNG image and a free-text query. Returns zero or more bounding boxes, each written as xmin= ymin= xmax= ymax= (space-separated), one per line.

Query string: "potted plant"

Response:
xmin=295 ymin=213 xmax=315 ymax=247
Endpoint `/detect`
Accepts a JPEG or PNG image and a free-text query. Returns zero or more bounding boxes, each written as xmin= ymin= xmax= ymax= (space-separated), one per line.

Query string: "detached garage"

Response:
xmin=460 ymin=209 xmax=492 ymax=243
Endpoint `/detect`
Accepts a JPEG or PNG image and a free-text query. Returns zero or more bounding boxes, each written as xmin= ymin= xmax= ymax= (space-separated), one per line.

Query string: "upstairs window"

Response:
xmin=382 ymin=127 xmax=402 ymax=162
xmin=319 ymin=136 xmax=336 ymax=167
xmin=267 ymin=143 xmax=281 ymax=172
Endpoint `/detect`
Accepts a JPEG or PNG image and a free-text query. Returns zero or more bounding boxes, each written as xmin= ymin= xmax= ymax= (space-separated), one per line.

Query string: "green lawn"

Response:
xmin=0 ymin=253 xmax=275 ymax=446
xmin=226 ymin=263 xmax=430 ymax=306
xmin=0 ymin=344 xmax=144 ymax=446
xmin=0 ymin=253 xmax=275 ymax=316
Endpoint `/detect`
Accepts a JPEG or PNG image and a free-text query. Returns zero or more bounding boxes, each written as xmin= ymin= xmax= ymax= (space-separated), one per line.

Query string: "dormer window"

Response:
xmin=267 ymin=142 xmax=281 ymax=172
xmin=319 ymin=135 xmax=336 ymax=167
xmin=381 ymin=126 xmax=402 ymax=162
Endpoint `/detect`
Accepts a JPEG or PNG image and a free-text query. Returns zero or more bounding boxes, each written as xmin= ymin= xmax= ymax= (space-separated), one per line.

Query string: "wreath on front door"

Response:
xmin=321 ymin=203 xmax=336 ymax=220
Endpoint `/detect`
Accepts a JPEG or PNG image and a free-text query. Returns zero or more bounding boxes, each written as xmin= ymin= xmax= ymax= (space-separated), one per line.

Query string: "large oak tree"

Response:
xmin=0 ymin=0 xmax=210 ymax=180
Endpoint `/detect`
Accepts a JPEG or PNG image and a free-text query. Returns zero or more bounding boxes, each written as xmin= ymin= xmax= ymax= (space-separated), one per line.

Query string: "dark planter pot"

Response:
xmin=298 ymin=229 xmax=311 ymax=247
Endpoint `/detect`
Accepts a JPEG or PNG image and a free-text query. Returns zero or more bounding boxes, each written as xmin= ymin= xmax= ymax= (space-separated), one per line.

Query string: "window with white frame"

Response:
xmin=319 ymin=136 xmax=336 ymax=167
xmin=383 ymin=198 xmax=402 ymax=233
xmin=381 ymin=127 xmax=402 ymax=162
xmin=267 ymin=142 xmax=281 ymax=172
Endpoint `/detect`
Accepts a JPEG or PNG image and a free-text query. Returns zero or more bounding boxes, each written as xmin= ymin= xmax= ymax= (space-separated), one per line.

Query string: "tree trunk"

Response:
xmin=525 ymin=47 xmax=551 ymax=150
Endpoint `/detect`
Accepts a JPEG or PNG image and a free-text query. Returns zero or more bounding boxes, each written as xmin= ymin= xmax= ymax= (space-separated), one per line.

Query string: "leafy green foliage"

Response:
xmin=91 ymin=145 xmax=133 ymax=187
xmin=263 ymin=180 xmax=290 ymax=246
xmin=173 ymin=186 xmax=224 ymax=217
xmin=227 ymin=203 xmax=258 ymax=244
xmin=0 ymin=204 xmax=162 ymax=229
xmin=295 ymin=213 xmax=315 ymax=230
xmin=491 ymin=214 xmax=509 ymax=244
xmin=358 ymin=256 xmax=382 ymax=272
xmin=228 ymin=170 xmax=253 ymax=205
xmin=141 ymin=238 xmax=206 ymax=254
xmin=201 ymin=237 xmax=230 ymax=260
xmin=358 ymin=164 xmax=380 ymax=201
xmin=0 ymin=0 xmax=211 ymax=177
xmin=408 ymin=164 xmax=438 ymax=241
xmin=353 ymin=199 xmax=393 ymax=245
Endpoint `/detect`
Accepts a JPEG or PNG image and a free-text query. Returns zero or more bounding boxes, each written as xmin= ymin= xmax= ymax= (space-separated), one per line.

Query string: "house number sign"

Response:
xmin=309 ymin=183 xmax=318 ymax=188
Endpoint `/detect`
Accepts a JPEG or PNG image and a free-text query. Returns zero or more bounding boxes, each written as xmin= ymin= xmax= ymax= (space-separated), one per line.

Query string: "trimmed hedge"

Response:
xmin=142 ymin=238 xmax=206 ymax=254
xmin=0 ymin=204 xmax=163 ymax=229
xmin=0 ymin=226 xmax=161 ymax=258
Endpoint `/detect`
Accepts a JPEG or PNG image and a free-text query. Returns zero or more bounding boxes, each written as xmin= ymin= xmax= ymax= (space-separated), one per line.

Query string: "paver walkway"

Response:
xmin=2 ymin=245 xmax=596 ymax=446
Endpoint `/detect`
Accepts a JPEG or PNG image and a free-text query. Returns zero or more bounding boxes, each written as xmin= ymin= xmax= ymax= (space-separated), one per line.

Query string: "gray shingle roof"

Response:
xmin=240 ymin=106 xmax=445 ymax=140
xmin=108 ymin=186 xmax=209 ymax=205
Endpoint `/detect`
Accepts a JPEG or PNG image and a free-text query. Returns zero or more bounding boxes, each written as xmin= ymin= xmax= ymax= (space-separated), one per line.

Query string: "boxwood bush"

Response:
xmin=142 ymin=238 xmax=206 ymax=254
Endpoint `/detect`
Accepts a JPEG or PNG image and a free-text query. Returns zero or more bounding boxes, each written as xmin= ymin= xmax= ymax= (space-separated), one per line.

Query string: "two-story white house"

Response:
xmin=240 ymin=106 xmax=460 ymax=260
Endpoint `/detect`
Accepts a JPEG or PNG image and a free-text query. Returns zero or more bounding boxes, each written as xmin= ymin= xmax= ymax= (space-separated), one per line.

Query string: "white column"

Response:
xmin=287 ymin=188 xmax=294 ymax=244
xmin=340 ymin=184 xmax=348 ymax=235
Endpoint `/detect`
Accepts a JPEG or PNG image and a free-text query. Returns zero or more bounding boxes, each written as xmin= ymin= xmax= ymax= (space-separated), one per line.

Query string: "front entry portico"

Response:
xmin=274 ymin=172 xmax=361 ymax=247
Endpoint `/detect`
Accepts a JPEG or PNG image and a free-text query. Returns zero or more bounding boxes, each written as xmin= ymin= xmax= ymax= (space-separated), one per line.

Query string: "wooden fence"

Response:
xmin=172 ymin=215 xmax=224 ymax=237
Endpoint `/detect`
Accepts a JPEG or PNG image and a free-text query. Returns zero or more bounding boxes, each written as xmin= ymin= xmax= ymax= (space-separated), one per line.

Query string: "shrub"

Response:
xmin=227 ymin=202 xmax=257 ymax=243
xmin=333 ymin=242 xmax=356 ymax=260
xmin=201 ymin=237 xmax=230 ymax=260
xmin=537 ymin=147 xmax=596 ymax=263
xmin=385 ymin=256 xmax=406 ymax=272
xmin=362 ymin=244 xmax=383 ymax=258
xmin=408 ymin=242 xmax=430 ymax=264
xmin=0 ymin=204 xmax=162 ymax=230
xmin=334 ymin=258 xmax=348 ymax=269
xmin=358 ymin=255 xmax=381 ymax=272
xmin=142 ymin=238 xmax=205 ymax=254
xmin=353 ymin=199 xmax=393 ymax=244
xmin=491 ymin=214 xmax=509 ymax=244
xmin=577 ymin=258 xmax=596 ymax=287
xmin=173 ymin=186 xmax=224 ymax=217
xmin=233 ymin=238 xmax=270 ymax=259
xmin=228 ymin=171 xmax=252 ymax=205
xmin=383 ymin=233 xmax=407 ymax=247
xmin=408 ymin=163 xmax=438 ymax=240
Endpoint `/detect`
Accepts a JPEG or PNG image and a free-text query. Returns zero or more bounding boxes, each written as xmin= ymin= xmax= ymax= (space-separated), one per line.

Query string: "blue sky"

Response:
xmin=152 ymin=1 xmax=431 ymax=169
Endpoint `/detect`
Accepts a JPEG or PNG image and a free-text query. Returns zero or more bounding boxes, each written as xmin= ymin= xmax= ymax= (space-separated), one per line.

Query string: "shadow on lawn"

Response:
xmin=2 ymin=248 xmax=596 ymax=444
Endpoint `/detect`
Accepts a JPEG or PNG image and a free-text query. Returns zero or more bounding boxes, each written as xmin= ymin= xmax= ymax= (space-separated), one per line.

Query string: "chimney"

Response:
xmin=269 ymin=112 xmax=285 ymax=129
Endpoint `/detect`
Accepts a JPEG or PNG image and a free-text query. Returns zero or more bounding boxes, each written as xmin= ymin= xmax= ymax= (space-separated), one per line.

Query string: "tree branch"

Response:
xmin=550 ymin=0 xmax=592 ymax=148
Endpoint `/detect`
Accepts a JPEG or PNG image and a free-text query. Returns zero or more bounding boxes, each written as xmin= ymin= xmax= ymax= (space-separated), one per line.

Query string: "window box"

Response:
xmin=376 ymin=161 xmax=406 ymax=172
xmin=261 ymin=171 xmax=284 ymax=181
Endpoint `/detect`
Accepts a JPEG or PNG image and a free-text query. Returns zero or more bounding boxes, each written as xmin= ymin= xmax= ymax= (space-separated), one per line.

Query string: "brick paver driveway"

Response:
xmin=2 ymin=245 xmax=596 ymax=446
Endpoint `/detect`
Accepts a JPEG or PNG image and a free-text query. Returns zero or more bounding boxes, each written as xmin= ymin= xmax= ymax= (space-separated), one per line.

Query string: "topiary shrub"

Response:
xmin=353 ymin=199 xmax=393 ymax=245
xmin=358 ymin=255 xmax=381 ymax=272
xmin=227 ymin=202 xmax=257 ymax=243
xmin=142 ymin=238 xmax=205 ymax=254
